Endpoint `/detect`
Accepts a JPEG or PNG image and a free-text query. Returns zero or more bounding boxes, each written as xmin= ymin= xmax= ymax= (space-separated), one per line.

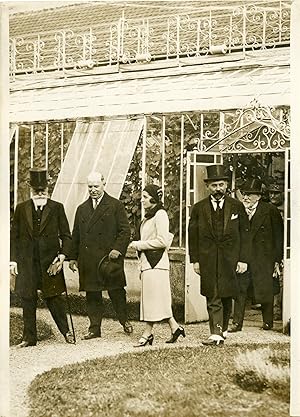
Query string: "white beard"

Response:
xmin=32 ymin=196 xmax=48 ymax=207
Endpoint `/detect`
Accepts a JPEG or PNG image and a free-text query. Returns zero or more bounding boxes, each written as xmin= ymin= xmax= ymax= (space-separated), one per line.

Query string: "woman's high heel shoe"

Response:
xmin=134 ymin=334 xmax=154 ymax=347
xmin=166 ymin=326 xmax=185 ymax=344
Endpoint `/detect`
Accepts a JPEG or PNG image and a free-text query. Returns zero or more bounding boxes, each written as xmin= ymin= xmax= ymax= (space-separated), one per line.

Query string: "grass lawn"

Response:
xmin=28 ymin=343 xmax=289 ymax=417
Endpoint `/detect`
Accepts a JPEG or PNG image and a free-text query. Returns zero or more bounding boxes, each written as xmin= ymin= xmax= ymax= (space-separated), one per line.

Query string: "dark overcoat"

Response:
xmin=248 ymin=201 xmax=283 ymax=304
xmin=10 ymin=199 xmax=72 ymax=298
xmin=188 ymin=196 xmax=250 ymax=298
xmin=70 ymin=192 xmax=131 ymax=292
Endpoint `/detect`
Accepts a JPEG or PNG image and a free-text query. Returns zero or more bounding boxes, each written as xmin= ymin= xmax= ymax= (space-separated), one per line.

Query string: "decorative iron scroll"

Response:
xmin=200 ymin=100 xmax=290 ymax=153
xmin=10 ymin=1 xmax=290 ymax=77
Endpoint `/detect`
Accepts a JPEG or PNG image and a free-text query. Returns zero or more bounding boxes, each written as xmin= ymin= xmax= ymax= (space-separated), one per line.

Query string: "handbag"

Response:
xmin=143 ymin=249 xmax=165 ymax=269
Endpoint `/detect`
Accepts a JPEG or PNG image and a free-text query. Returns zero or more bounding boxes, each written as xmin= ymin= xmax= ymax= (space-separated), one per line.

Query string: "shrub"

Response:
xmin=234 ymin=346 xmax=290 ymax=402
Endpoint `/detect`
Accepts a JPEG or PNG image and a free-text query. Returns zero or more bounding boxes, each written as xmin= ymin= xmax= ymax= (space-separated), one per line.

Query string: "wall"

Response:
xmin=64 ymin=248 xmax=186 ymax=305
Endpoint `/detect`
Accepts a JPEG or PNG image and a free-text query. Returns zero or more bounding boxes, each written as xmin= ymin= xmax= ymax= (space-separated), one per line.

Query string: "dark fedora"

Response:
xmin=29 ymin=168 xmax=48 ymax=190
xmin=267 ymin=182 xmax=284 ymax=193
xmin=241 ymin=178 xmax=263 ymax=194
xmin=97 ymin=255 xmax=126 ymax=290
xmin=204 ymin=165 xmax=229 ymax=182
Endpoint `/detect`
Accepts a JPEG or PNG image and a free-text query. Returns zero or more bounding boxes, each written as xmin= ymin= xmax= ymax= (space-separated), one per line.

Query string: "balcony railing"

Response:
xmin=9 ymin=2 xmax=290 ymax=78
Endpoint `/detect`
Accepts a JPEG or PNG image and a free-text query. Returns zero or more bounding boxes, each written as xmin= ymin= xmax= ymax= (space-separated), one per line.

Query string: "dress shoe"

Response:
xmin=64 ymin=331 xmax=75 ymax=344
xmin=123 ymin=321 xmax=133 ymax=334
xmin=166 ymin=326 xmax=185 ymax=343
xmin=82 ymin=331 xmax=101 ymax=340
xmin=16 ymin=341 xmax=36 ymax=348
xmin=228 ymin=323 xmax=242 ymax=333
xmin=262 ymin=322 xmax=273 ymax=330
xmin=202 ymin=338 xmax=224 ymax=346
xmin=134 ymin=334 xmax=154 ymax=347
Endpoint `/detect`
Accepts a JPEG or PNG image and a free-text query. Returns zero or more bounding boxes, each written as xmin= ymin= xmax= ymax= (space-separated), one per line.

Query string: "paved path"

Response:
xmin=9 ymin=308 xmax=290 ymax=417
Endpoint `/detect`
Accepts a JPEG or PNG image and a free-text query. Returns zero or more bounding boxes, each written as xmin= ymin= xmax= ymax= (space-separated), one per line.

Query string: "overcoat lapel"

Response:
xmin=24 ymin=201 xmax=33 ymax=234
xmin=249 ymin=201 xmax=268 ymax=238
xmin=223 ymin=197 xmax=232 ymax=233
xmin=203 ymin=198 xmax=214 ymax=235
xmin=87 ymin=193 xmax=110 ymax=231
xmin=39 ymin=203 xmax=52 ymax=233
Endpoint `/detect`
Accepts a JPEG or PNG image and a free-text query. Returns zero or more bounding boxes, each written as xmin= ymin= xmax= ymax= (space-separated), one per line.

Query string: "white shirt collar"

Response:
xmin=210 ymin=196 xmax=225 ymax=210
xmin=92 ymin=193 xmax=104 ymax=208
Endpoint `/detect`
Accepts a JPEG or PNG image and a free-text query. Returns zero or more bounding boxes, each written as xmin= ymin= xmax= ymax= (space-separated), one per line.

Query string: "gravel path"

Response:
xmin=9 ymin=308 xmax=290 ymax=417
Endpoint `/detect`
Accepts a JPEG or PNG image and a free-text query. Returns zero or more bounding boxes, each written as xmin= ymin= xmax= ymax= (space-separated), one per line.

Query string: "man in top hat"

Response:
xmin=69 ymin=171 xmax=133 ymax=339
xmin=229 ymin=178 xmax=284 ymax=332
xmin=188 ymin=165 xmax=250 ymax=346
xmin=10 ymin=168 xmax=75 ymax=347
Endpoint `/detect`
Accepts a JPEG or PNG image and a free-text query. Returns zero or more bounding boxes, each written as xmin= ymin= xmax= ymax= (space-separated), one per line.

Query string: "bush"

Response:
xmin=10 ymin=292 xmax=184 ymax=322
xmin=10 ymin=311 xmax=53 ymax=346
xmin=234 ymin=346 xmax=290 ymax=402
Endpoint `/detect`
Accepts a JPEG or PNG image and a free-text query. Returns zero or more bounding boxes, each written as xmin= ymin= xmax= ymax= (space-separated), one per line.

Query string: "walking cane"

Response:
xmin=64 ymin=280 xmax=76 ymax=344
xmin=48 ymin=257 xmax=76 ymax=344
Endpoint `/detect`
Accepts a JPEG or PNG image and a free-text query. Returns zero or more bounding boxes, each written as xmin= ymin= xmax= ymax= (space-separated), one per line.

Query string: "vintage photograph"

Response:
xmin=1 ymin=0 xmax=299 ymax=416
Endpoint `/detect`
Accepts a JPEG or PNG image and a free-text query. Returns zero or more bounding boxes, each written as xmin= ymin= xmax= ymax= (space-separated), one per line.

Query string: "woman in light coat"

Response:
xmin=130 ymin=184 xmax=185 ymax=347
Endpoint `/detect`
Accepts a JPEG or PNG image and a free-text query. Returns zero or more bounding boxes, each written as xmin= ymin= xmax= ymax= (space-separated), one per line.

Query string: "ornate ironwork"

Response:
xmin=200 ymin=100 xmax=290 ymax=153
xmin=9 ymin=1 xmax=290 ymax=77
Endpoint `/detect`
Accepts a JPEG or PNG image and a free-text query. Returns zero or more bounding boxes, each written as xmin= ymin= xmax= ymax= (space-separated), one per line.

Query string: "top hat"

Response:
xmin=241 ymin=178 xmax=263 ymax=194
xmin=204 ymin=165 xmax=229 ymax=182
xmin=29 ymin=168 xmax=49 ymax=189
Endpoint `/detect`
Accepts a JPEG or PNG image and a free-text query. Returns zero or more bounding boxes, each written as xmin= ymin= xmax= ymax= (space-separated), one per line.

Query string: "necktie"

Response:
xmin=216 ymin=200 xmax=221 ymax=211
xmin=92 ymin=199 xmax=98 ymax=210
xmin=246 ymin=207 xmax=255 ymax=220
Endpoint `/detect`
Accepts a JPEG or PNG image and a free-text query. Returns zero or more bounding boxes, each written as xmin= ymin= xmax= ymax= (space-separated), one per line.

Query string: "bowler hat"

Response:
xmin=97 ymin=255 xmax=125 ymax=290
xmin=241 ymin=178 xmax=263 ymax=194
xmin=204 ymin=165 xmax=229 ymax=182
xmin=29 ymin=168 xmax=48 ymax=189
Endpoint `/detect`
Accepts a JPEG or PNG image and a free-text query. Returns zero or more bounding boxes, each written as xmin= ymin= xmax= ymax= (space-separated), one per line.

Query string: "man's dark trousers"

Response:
xmin=22 ymin=294 xmax=69 ymax=344
xmin=232 ymin=271 xmax=274 ymax=328
xmin=86 ymin=289 xmax=128 ymax=335
xmin=206 ymin=284 xmax=232 ymax=336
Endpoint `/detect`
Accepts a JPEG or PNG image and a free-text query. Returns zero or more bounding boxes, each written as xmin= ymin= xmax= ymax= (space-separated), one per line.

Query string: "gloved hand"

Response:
xmin=10 ymin=261 xmax=18 ymax=276
xmin=236 ymin=261 xmax=248 ymax=274
xmin=47 ymin=254 xmax=65 ymax=276
xmin=193 ymin=262 xmax=200 ymax=275
xmin=69 ymin=260 xmax=78 ymax=272
xmin=108 ymin=249 xmax=121 ymax=260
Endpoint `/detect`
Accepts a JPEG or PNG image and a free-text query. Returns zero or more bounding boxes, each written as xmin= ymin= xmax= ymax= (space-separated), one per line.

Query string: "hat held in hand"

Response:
xmin=97 ymin=255 xmax=126 ymax=290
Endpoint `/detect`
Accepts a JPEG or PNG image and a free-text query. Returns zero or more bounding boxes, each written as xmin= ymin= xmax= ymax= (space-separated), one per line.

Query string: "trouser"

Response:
xmin=86 ymin=288 xmax=128 ymax=335
xmin=232 ymin=272 xmax=251 ymax=329
xmin=206 ymin=284 xmax=232 ymax=336
xmin=21 ymin=294 xmax=69 ymax=344
xmin=233 ymin=271 xmax=274 ymax=327
xmin=273 ymin=270 xmax=283 ymax=320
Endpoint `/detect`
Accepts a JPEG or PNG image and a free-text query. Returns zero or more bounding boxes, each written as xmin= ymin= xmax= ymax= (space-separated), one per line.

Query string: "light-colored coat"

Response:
xmin=134 ymin=209 xmax=173 ymax=271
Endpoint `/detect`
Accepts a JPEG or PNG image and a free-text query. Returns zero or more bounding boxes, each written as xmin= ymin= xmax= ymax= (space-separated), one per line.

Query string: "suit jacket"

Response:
xmin=188 ymin=195 xmax=250 ymax=298
xmin=70 ymin=192 xmax=131 ymax=291
xmin=10 ymin=199 xmax=72 ymax=298
xmin=248 ymin=201 xmax=284 ymax=303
